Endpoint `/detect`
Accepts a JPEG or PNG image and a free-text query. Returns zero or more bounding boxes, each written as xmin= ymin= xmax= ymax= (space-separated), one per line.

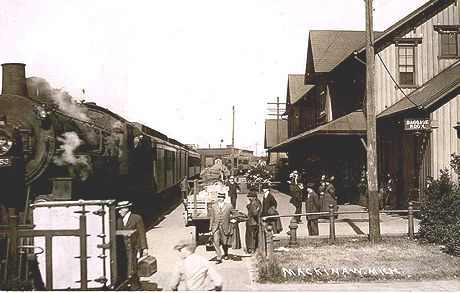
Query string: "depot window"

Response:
xmin=434 ymin=25 xmax=460 ymax=58
xmin=397 ymin=45 xmax=416 ymax=86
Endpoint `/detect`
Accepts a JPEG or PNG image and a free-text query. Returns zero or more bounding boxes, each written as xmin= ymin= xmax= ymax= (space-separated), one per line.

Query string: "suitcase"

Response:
xmin=138 ymin=255 xmax=157 ymax=277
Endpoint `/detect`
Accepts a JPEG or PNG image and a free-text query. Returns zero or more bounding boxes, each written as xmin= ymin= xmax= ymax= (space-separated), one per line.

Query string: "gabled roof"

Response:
xmin=331 ymin=0 xmax=456 ymax=73
xmin=359 ymin=0 xmax=456 ymax=55
xmin=264 ymin=119 xmax=288 ymax=149
xmin=269 ymin=111 xmax=366 ymax=152
xmin=287 ymin=74 xmax=315 ymax=105
xmin=378 ymin=61 xmax=460 ymax=118
xmin=309 ymin=30 xmax=369 ymax=73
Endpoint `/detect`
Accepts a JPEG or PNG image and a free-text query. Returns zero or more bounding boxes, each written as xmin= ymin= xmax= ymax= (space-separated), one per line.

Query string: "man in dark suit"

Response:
xmin=288 ymin=170 xmax=303 ymax=223
xmin=305 ymin=183 xmax=321 ymax=235
xmin=116 ymin=201 xmax=148 ymax=258
xmin=245 ymin=191 xmax=261 ymax=254
xmin=226 ymin=175 xmax=240 ymax=209
xmin=209 ymin=192 xmax=233 ymax=264
xmin=261 ymin=184 xmax=282 ymax=234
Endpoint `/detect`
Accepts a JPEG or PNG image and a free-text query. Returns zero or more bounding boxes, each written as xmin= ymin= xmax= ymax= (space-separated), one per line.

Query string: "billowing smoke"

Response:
xmin=27 ymin=77 xmax=90 ymax=122
xmin=54 ymin=132 xmax=92 ymax=181
xmin=52 ymin=89 xmax=90 ymax=122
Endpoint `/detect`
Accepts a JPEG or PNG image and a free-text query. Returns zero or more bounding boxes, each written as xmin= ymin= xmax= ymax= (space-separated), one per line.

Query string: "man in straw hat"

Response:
xmin=116 ymin=201 xmax=148 ymax=258
xmin=209 ymin=192 xmax=233 ymax=264
xmin=169 ymin=240 xmax=223 ymax=291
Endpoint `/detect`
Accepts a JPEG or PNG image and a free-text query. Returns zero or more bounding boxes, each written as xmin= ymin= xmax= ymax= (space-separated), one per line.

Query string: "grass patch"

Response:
xmin=256 ymin=236 xmax=460 ymax=283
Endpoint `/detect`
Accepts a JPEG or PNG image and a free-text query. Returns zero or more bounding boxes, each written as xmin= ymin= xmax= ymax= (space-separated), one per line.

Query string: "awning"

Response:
xmin=269 ymin=110 xmax=366 ymax=152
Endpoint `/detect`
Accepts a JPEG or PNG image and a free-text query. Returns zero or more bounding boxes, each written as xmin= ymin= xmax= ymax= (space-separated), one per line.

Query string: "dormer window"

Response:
xmin=434 ymin=25 xmax=460 ymax=58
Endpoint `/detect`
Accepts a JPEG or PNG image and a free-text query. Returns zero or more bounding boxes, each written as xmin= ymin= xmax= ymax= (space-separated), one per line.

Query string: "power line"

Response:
xmin=376 ymin=52 xmax=422 ymax=110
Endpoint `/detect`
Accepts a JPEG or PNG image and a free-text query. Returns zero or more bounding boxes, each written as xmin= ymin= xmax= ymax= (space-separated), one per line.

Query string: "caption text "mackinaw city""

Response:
xmin=282 ymin=267 xmax=404 ymax=278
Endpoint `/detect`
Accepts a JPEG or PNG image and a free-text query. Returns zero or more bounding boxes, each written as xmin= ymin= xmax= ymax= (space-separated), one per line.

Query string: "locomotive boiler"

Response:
xmin=0 ymin=63 xmax=201 ymax=218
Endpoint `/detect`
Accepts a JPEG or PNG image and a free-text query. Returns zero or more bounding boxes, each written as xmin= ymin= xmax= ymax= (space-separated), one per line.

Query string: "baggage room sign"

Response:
xmin=404 ymin=118 xmax=431 ymax=131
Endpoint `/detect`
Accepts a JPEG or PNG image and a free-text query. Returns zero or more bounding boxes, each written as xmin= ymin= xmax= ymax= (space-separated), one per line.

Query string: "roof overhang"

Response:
xmin=269 ymin=110 xmax=366 ymax=152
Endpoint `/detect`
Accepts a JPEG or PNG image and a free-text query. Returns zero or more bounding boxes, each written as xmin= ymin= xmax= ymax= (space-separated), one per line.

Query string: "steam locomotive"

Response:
xmin=0 ymin=63 xmax=201 ymax=217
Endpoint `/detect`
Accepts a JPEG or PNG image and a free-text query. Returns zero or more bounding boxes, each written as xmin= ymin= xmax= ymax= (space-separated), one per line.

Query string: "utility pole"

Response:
xmin=268 ymin=97 xmax=285 ymax=162
xmin=231 ymin=105 xmax=235 ymax=176
xmin=365 ymin=0 xmax=381 ymax=243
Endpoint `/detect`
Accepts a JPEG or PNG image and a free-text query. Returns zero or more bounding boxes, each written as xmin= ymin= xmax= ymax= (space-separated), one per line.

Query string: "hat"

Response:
xmin=306 ymin=183 xmax=315 ymax=189
xmin=116 ymin=201 xmax=132 ymax=209
xmin=229 ymin=175 xmax=234 ymax=179
xmin=247 ymin=191 xmax=257 ymax=198
xmin=174 ymin=240 xmax=196 ymax=252
xmin=217 ymin=192 xmax=226 ymax=198
xmin=293 ymin=170 xmax=298 ymax=174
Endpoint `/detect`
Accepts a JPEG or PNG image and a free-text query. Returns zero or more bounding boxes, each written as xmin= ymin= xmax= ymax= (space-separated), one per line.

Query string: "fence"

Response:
xmin=259 ymin=202 xmax=419 ymax=261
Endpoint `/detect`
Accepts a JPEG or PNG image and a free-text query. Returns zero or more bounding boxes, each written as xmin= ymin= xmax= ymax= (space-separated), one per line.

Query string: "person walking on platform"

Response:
xmin=261 ymin=184 xmax=282 ymax=234
xmin=116 ymin=201 xmax=148 ymax=258
xmin=324 ymin=176 xmax=338 ymax=215
xmin=305 ymin=183 xmax=320 ymax=235
xmin=210 ymin=192 xmax=233 ymax=264
xmin=318 ymin=175 xmax=327 ymax=218
xmin=169 ymin=240 xmax=223 ymax=291
xmin=226 ymin=175 xmax=240 ymax=209
xmin=288 ymin=170 xmax=303 ymax=223
xmin=245 ymin=191 xmax=261 ymax=254
xmin=180 ymin=177 xmax=189 ymax=201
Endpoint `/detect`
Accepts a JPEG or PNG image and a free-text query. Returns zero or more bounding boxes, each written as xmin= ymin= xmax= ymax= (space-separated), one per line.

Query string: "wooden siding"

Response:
xmin=375 ymin=3 xmax=459 ymax=114
xmin=431 ymin=94 xmax=460 ymax=183
xmin=375 ymin=2 xmax=460 ymax=182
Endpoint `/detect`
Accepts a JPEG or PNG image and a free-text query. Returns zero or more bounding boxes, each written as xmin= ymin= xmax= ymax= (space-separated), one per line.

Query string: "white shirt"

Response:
xmin=263 ymin=191 xmax=269 ymax=198
xmin=122 ymin=211 xmax=131 ymax=226
xmin=170 ymin=253 xmax=223 ymax=291
xmin=218 ymin=201 xmax=224 ymax=209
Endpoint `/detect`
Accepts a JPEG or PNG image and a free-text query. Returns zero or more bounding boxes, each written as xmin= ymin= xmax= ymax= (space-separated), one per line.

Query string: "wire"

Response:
xmin=376 ymin=52 xmax=422 ymax=110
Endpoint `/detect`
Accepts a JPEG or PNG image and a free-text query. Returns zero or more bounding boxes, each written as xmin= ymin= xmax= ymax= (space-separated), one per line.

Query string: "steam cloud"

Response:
xmin=52 ymin=89 xmax=90 ymax=122
xmin=54 ymin=132 xmax=92 ymax=181
xmin=27 ymin=77 xmax=90 ymax=122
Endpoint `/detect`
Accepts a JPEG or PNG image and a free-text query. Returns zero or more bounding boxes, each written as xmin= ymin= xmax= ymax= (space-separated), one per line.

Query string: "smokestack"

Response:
xmin=2 ymin=63 xmax=27 ymax=96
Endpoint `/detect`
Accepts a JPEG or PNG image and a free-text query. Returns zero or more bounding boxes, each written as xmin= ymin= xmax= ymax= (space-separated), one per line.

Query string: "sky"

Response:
xmin=0 ymin=0 xmax=428 ymax=155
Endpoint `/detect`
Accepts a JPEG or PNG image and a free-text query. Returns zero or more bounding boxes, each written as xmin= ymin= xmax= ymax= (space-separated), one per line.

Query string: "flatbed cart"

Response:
xmin=183 ymin=180 xmax=229 ymax=242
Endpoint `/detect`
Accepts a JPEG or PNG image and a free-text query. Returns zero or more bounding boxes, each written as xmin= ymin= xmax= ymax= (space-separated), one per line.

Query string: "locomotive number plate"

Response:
xmin=0 ymin=157 xmax=12 ymax=167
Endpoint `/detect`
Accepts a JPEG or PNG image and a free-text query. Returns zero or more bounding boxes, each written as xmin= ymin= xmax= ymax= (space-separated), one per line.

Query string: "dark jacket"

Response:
xmin=262 ymin=193 xmax=282 ymax=234
xmin=117 ymin=213 xmax=148 ymax=250
xmin=289 ymin=184 xmax=302 ymax=206
xmin=246 ymin=198 xmax=261 ymax=226
xmin=305 ymin=190 xmax=321 ymax=220
xmin=227 ymin=182 xmax=240 ymax=197
xmin=324 ymin=183 xmax=338 ymax=212
xmin=261 ymin=192 xmax=277 ymax=217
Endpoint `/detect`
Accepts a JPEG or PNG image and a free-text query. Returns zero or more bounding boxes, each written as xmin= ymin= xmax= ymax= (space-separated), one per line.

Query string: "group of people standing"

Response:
xmin=288 ymin=171 xmax=337 ymax=235
xmin=209 ymin=176 xmax=280 ymax=262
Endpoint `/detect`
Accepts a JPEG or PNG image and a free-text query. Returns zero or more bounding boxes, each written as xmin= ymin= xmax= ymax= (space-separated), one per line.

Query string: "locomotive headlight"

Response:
xmin=37 ymin=105 xmax=48 ymax=119
xmin=0 ymin=134 xmax=13 ymax=155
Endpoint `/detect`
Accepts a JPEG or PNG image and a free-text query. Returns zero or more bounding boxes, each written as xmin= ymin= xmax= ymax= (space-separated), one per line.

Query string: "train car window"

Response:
xmin=156 ymin=148 xmax=165 ymax=191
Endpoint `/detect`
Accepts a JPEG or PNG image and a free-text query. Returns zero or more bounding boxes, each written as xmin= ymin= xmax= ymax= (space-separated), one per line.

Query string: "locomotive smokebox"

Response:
xmin=2 ymin=63 xmax=27 ymax=96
